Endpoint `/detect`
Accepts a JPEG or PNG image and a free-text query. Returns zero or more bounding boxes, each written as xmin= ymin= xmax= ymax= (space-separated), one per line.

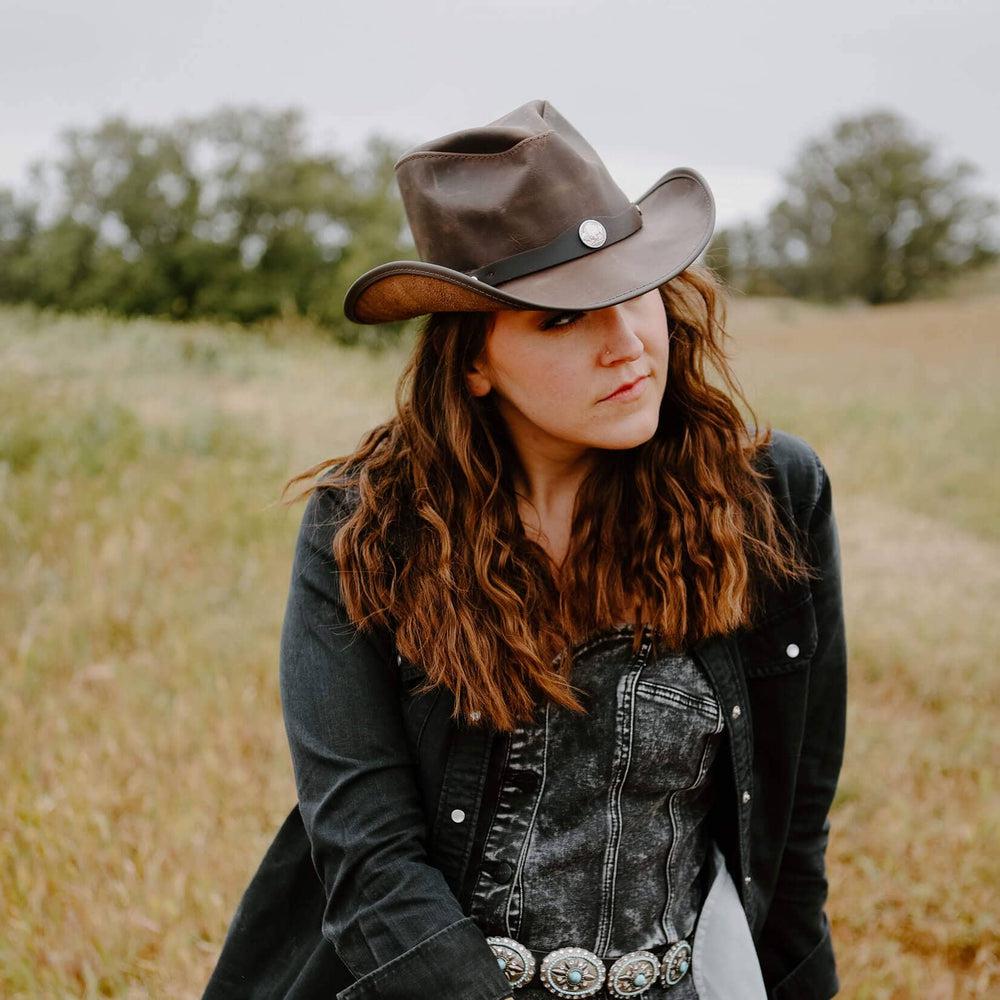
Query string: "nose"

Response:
xmin=598 ymin=303 xmax=643 ymax=364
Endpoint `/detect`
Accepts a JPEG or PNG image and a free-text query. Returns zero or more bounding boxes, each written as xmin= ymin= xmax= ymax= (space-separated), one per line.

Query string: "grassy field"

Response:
xmin=1 ymin=286 xmax=997 ymax=998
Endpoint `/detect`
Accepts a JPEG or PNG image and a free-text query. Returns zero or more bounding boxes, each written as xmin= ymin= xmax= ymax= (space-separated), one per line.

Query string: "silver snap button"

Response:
xmin=786 ymin=643 xmax=800 ymax=658
xmin=578 ymin=219 xmax=607 ymax=248
xmin=731 ymin=704 xmax=742 ymax=719
xmin=451 ymin=808 xmax=466 ymax=823
xmin=744 ymin=874 xmax=752 ymax=884
xmin=742 ymin=790 xmax=751 ymax=803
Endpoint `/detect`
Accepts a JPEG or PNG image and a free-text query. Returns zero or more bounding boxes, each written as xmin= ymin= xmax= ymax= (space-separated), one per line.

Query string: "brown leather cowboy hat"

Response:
xmin=343 ymin=99 xmax=716 ymax=325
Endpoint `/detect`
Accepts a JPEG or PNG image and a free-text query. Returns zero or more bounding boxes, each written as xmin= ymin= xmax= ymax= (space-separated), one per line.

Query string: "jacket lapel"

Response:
xmin=691 ymin=629 xmax=757 ymax=924
xmin=428 ymin=706 xmax=497 ymax=900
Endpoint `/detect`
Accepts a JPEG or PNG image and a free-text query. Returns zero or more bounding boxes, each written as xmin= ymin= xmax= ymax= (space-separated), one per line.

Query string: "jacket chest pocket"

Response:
xmin=736 ymin=596 xmax=818 ymax=677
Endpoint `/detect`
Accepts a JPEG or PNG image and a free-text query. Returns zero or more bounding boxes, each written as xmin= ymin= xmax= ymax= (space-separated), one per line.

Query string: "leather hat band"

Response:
xmin=467 ymin=203 xmax=643 ymax=288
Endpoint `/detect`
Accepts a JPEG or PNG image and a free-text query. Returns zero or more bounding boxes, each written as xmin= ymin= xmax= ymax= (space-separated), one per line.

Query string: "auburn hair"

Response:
xmin=281 ymin=265 xmax=817 ymax=732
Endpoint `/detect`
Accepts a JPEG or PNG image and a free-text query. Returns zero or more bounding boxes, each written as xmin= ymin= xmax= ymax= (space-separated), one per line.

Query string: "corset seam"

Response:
xmin=506 ymin=701 xmax=551 ymax=939
xmin=595 ymin=625 xmax=655 ymax=954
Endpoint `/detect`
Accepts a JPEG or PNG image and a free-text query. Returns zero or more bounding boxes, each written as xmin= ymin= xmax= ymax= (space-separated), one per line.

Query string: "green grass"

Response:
xmin=1 ymin=293 xmax=997 ymax=997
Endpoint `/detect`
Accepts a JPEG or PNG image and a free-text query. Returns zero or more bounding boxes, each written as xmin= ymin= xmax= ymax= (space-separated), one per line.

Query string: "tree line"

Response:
xmin=710 ymin=110 xmax=998 ymax=304
xmin=0 ymin=105 xmax=995 ymax=342
xmin=0 ymin=107 xmax=412 ymax=345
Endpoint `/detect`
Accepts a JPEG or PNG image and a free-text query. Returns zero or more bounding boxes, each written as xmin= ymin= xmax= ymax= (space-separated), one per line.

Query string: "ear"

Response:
xmin=465 ymin=357 xmax=492 ymax=398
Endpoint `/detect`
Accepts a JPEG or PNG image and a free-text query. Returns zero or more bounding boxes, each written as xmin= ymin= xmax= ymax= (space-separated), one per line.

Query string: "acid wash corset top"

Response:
xmin=468 ymin=625 xmax=725 ymax=998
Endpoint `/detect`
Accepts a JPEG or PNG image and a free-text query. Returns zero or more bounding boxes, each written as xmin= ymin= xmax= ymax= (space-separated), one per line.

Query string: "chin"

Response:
xmin=595 ymin=419 xmax=660 ymax=450
xmin=605 ymin=408 xmax=660 ymax=448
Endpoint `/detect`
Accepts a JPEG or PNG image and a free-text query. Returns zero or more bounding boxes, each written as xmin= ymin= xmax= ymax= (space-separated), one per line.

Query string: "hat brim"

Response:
xmin=343 ymin=166 xmax=716 ymax=325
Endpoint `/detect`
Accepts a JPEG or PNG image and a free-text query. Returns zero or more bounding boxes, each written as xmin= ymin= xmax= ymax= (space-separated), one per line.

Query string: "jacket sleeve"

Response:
xmin=278 ymin=486 xmax=515 ymax=1000
xmin=759 ymin=456 xmax=847 ymax=1000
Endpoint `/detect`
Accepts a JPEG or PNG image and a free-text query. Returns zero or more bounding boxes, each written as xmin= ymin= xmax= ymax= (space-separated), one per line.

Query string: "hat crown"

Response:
xmin=393 ymin=99 xmax=633 ymax=273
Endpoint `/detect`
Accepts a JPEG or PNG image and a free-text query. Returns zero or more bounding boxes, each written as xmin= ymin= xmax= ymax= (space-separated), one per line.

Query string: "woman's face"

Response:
xmin=466 ymin=288 xmax=670 ymax=459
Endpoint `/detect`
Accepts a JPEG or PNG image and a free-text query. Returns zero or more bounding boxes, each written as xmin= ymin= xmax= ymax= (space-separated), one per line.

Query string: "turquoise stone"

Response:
xmin=568 ymin=969 xmax=582 ymax=984
xmin=679 ymin=959 xmax=689 ymax=973
xmin=497 ymin=957 xmax=507 ymax=971
xmin=634 ymin=972 xmax=647 ymax=986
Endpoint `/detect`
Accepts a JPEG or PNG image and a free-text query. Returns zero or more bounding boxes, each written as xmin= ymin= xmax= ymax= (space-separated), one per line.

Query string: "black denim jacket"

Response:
xmin=201 ymin=429 xmax=847 ymax=1000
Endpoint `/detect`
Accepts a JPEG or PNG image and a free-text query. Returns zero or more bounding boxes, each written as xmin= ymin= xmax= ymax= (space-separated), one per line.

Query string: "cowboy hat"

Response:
xmin=343 ymin=99 xmax=716 ymax=325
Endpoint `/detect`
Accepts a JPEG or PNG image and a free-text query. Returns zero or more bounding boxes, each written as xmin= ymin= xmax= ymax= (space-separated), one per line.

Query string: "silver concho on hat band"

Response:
xmin=485 ymin=935 xmax=692 ymax=995
xmin=577 ymin=219 xmax=608 ymax=248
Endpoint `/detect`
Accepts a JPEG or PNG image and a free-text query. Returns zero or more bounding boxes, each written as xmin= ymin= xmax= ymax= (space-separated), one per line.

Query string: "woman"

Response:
xmin=202 ymin=99 xmax=847 ymax=1000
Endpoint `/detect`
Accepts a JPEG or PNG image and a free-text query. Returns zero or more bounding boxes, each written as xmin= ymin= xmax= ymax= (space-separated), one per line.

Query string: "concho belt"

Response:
xmin=487 ymin=934 xmax=692 ymax=997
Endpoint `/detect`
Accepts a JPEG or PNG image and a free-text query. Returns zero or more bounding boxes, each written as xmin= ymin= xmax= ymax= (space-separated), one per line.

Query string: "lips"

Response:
xmin=600 ymin=374 xmax=649 ymax=401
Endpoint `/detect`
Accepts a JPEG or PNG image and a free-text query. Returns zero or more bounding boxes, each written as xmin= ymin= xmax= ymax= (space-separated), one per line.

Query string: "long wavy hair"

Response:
xmin=281 ymin=265 xmax=817 ymax=732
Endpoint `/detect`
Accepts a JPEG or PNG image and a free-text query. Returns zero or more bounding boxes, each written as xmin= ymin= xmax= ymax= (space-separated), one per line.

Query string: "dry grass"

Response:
xmin=1 ymin=291 xmax=997 ymax=997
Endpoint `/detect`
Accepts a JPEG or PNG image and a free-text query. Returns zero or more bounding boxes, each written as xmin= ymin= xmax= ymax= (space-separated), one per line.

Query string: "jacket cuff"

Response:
xmin=769 ymin=913 xmax=840 ymax=1000
xmin=336 ymin=916 xmax=513 ymax=1000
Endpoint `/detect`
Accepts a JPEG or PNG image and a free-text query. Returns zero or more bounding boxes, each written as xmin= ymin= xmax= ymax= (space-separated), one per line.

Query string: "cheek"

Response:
xmin=653 ymin=319 xmax=670 ymax=360
xmin=643 ymin=295 xmax=670 ymax=356
xmin=500 ymin=344 xmax=584 ymax=405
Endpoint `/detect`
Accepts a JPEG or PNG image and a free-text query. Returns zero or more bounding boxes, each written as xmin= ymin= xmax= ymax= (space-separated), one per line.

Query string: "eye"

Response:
xmin=540 ymin=310 xmax=584 ymax=331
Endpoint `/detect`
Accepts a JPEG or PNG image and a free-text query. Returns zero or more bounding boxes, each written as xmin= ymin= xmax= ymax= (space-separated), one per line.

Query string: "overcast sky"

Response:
xmin=1 ymin=0 xmax=996 ymax=232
